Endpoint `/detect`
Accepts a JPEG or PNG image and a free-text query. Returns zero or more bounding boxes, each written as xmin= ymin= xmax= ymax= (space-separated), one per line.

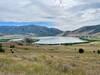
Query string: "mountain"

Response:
xmin=62 ymin=25 xmax=100 ymax=36
xmin=0 ymin=25 xmax=63 ymax=36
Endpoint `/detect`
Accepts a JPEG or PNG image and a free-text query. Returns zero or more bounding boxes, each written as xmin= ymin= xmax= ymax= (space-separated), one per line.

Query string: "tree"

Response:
xmin=23 ymin=37 xmax=33 ymax=45
xmin=23 ymin=37 xmax=39 ymax=45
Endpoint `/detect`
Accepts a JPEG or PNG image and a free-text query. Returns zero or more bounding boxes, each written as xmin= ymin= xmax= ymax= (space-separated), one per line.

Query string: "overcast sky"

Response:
xmin=0 ymin=0 xmax=100 ymax=31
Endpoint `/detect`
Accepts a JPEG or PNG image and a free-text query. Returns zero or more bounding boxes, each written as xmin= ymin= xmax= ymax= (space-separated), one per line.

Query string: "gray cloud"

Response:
xmin=0 ymin=0 xmax=100 ymax=30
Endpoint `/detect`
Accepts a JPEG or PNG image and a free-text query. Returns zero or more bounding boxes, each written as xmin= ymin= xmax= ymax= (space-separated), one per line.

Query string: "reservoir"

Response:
xmin=35 ymin=37 xmax=86 ymax=45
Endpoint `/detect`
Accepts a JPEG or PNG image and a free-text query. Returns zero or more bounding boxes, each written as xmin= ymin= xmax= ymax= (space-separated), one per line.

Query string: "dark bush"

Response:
xmin=10 ymin=45 xmax=15 ymax=53
xmin=0 ymin=44 xmax=5 ymax=52
xmin=10 ymin=49 xmax=14 ymax=53
xmin=10 ymin=45 xmax=15 ymax=48
xmin=93 ymin=50 xmax=96 ymax=53
xmin=97 ymin=50 xmax=100 ymax=54
xmin=79 ymin=48 xmax=84 ymax=54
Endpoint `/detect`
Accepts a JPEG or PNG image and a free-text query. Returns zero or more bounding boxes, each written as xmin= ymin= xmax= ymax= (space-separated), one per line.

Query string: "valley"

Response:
xmin=0 ymin=25 xmax=100 ymax=75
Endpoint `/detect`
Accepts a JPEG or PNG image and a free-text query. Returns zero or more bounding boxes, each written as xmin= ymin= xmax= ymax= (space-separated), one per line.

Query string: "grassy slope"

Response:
xmin=0 ymin=42 xmax=100 ymax=75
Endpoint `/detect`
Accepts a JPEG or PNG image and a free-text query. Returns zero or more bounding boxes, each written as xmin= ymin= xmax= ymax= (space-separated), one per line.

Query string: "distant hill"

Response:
xmin=62 ymin=25 xmax=100 ymax=36
xmin=0 ymin=25 xmax=63 ymax=36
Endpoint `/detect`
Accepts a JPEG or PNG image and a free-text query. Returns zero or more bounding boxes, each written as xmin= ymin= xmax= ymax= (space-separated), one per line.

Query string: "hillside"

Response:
xmin=0 ymin=25 xmax=63 ymax=36
xmin=62 ymin=25 xmax=100 ymax=36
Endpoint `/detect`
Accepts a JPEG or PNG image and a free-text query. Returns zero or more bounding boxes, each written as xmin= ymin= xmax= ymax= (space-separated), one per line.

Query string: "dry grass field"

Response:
xmin=0 ymin=42 xmax=100 ymax=75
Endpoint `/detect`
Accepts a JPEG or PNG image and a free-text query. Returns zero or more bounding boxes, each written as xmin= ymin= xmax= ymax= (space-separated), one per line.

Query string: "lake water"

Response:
xmin=34 ymin=37 xmax=86 ymax=45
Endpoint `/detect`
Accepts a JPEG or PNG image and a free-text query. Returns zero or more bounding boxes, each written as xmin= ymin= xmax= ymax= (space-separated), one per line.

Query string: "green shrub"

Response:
xmin=0 ymin=44 xmax=5 ymax=52
xmin=97 ymin=50 xmax=100 ymax=54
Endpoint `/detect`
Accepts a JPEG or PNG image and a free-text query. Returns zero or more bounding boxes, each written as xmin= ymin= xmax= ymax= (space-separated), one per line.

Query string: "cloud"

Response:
xmin=0 ymin=0 xmax=100 ymax=30
xmin=79 ymin=0 xmax=100 ymax=3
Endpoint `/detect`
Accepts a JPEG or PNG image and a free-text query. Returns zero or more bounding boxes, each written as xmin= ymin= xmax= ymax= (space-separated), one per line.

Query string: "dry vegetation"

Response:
xmin=0 ymin=42 xmax=100 ymax=75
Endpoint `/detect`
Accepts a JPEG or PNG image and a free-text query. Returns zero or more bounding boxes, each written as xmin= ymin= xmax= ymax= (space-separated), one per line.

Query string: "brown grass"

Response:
xmin=0 ymin=42 xmax=100 ymax=75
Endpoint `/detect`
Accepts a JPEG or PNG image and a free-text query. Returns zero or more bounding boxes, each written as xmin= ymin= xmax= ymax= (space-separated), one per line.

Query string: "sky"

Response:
xmin=0 ymin=22 xmax=53 ymax=27
xmin=0 ymin=0 xmax=100 ymax=31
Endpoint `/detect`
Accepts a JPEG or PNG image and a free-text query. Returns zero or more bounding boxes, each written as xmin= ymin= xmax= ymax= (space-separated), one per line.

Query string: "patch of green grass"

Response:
xmin=0 ymin=39 xmax=10 ymax=42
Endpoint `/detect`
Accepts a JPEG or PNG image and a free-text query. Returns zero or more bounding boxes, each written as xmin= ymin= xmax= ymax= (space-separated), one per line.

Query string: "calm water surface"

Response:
xmin=35 ymin=37 xmax=86 ymax=45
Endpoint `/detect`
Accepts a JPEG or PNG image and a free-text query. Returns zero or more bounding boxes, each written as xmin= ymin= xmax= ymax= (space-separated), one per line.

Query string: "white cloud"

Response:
xmin=0 ymin=0 xmax=100 ymax=30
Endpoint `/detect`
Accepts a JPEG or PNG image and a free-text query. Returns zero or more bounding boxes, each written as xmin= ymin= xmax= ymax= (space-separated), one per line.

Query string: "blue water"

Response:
xmin=35 ymin=37 xmax=86 ymax=45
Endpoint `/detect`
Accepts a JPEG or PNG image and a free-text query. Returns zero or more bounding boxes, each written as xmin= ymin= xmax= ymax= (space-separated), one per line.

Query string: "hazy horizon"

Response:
xmin=0 ymin=0 xmax=100 ymax=30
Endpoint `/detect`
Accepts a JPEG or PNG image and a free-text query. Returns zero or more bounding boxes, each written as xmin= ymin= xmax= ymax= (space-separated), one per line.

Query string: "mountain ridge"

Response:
xmin=0 ymin=25 xmax=63 ymax=36
xmin=62 ymin=24 xmax=100 ymax=36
